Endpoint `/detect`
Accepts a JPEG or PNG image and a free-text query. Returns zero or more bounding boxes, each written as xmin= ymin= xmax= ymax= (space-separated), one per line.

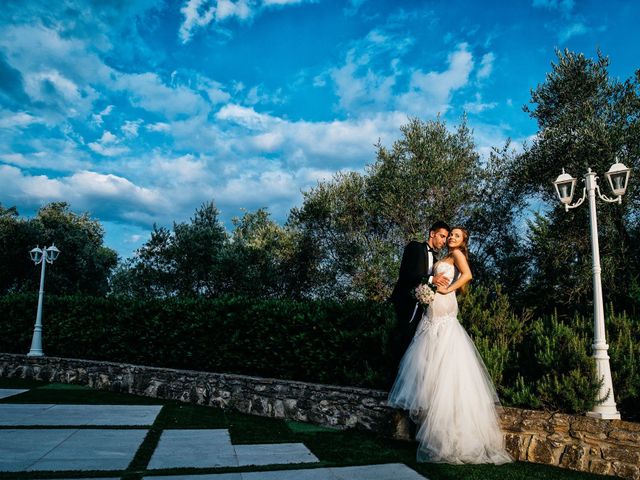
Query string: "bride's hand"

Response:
xmin=437 ymin=285 xmax=450 ymax=294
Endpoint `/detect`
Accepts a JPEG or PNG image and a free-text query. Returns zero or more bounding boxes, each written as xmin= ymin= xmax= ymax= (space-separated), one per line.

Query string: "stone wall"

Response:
xmin=501 ymin=407 xmax=640 ymax=479
xmin=1 ymin=353 xmax=638 ymax=479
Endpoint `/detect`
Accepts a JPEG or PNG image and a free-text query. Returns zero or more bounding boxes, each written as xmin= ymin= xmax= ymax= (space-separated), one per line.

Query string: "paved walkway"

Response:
xmin=0 ymin=388 xmax=428 ymax=480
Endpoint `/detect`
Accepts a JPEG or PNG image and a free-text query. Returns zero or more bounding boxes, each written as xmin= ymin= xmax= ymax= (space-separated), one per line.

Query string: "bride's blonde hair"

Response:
xmin=446 ymin=226 xmax=470 ymax=293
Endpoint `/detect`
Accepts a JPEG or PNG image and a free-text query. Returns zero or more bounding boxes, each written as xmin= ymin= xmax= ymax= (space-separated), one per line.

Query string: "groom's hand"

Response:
xmin=432 ymin=273 xmax=449 ymax=288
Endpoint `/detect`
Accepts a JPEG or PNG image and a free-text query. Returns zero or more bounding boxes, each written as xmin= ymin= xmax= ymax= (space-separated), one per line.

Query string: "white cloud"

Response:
xmin=327 ymin=27 xmax=414 ymax=114
xmin=178 ymin=0 xmax=313 ymax=43
xmin=179 ymin=0 xmax=216 ymax=44
xmin=397 ymin=43 xmax=474 ymax=116
xmin=88 ymin=130 xmax=130 ymax=157
xmin=245 ymin=84 xmax=285 ymax=106
xmin=464 ymin=93 xmax=497 ymax=114
xmin=0 ymin=110 xmax=40 ymax=128
xmin=198 ymin=77 xmax=231 ymax=105
xmin=92 ymin=105 xmax=114 ymax=126
xmin=216 ymin=0 xmax=253 ymax=22
xmin=215 ymin=103 xmax=405 ymax=165
xmin=0 ymin=25 xmax=111 ymax=121
xmin=559 ymin=22 xmax=588 ymax=41
xmin=146 ymin=122 xmax=171 ymax=132
xmin=151 ymin=154 xmax=210 ymax=184
xmin=0 ymin=138 xmax=91 ymax=172
xmin=263 ymin=0 xmax=305 ymax=5
xmin=532 ymin=0 xmax=574 ymax=15
xmin=344 ymin=0 xmax=367 ymax=16
xmin=114 ymin=72 xmax=210 ymax=120
xmin=125 ymin=234 xmax=143 ymax=244
xmin=477 ymin=52 xmax=495 ymax=80
xmin=0 ymin=165 xmax=171 ymax=225
xmin=122 ymin=120 xmax=143 ymax=138
xmin=330 ymin=49 xmax=396 ymax=112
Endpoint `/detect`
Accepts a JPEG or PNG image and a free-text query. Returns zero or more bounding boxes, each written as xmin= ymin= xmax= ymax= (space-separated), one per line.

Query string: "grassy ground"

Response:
xmin=0 ymin=378 xmax=612 ymax=480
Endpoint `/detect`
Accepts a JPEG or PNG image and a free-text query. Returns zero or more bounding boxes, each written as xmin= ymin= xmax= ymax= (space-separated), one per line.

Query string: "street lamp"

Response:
xmin=27 ymin=244 xmax=60 ymax=357
xmin=553 ymin=160 xmax=631 ymax=420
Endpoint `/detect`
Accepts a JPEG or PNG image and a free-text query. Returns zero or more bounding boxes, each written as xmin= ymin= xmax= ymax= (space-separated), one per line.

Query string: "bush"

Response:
xmin=2 ymin=292 xmax=638 ymax=418
xmin=0 ymin=294 xmax=396 ymax=389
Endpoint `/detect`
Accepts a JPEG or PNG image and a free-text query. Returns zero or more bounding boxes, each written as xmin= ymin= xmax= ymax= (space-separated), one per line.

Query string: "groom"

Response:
xmin=389 ymin=221 xmax=451 ymax=369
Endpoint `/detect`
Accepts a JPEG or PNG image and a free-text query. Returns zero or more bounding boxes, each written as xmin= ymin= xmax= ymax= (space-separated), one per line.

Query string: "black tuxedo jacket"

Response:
xmin=389 ymin=240 xmax=435 ymax=308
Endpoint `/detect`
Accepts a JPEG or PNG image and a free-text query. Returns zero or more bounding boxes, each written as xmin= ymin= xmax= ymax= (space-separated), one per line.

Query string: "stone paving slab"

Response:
xmin=242 ymin=468 xmax=335 ymax=479
xmin=0 ymin=404 xmax=162 ymax=426
xmin=330 ymin=463 xmax=427 ymax=480
xmin=148 ymin=430 xmax=319 ymax=470
xmin=0 ymin=429 xmax=75 ymax=472
xmin=143 ymin=464 xmax=427 ymax=479
xmin=0 ymin=429 xmax=147 ymax=472
xmin=147 ymin=475 xmax=243 ymax=480
xmin=148 ymin=429 xmax=237 ymax=469
xmin=235 ymin=442 xmax=319 ymax=466
xmin=0 ymin=388 xmax=28 ymax=399
xmin=28 ymin=429 xmax=148 ymax=471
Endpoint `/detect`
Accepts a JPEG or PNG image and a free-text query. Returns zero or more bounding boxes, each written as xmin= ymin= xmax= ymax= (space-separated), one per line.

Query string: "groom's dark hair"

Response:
xmin=429 ymin=220 xmax=450 ymax=233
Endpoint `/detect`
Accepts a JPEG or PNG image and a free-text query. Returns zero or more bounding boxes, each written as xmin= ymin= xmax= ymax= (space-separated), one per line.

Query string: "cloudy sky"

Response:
xmin=1 ymin=0 xmax=638 ymax=259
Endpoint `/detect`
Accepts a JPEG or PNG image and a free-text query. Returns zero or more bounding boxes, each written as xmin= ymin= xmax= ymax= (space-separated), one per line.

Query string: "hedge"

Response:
xmin=1 ymin=292 xmax=638 ymax=419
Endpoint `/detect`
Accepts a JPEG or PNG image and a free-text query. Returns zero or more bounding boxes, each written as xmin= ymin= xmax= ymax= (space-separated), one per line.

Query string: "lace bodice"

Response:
xmin=434 ymin=261 xmax=459 ymax=287
xmin=419 ymin=261 xmax=459 ymax=336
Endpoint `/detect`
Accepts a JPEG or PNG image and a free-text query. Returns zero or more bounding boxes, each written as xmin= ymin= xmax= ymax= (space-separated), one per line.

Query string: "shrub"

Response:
xmin=0 ymin=294 xmax=396 ymax=389
xmin=2 ymin=291 xmax=638 ymax=418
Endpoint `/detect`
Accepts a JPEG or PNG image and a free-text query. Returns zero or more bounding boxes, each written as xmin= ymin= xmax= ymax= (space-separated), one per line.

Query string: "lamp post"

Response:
xmin=553 ymin=161 xmax=631 ymax=420
xmin=27 ymin=244 xmax=60 ymax=357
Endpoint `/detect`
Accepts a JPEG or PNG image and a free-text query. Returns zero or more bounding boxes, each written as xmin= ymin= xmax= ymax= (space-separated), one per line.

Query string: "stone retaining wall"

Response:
xmin=1 ymin=353 xmax=638 ymax=479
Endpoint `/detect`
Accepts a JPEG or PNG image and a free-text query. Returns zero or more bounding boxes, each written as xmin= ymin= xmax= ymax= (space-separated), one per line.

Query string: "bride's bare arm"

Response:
xmin=442 ymin=250 xmax=472 ymax=294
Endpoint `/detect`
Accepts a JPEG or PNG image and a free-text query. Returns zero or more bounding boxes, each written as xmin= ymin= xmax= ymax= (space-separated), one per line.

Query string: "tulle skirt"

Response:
xmin=388 ymin=295 xmax=512 ymax=465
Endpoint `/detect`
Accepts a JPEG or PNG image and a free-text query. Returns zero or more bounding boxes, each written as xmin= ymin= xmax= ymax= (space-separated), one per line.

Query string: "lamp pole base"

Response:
xmin=586 ymin=410 xmax=621 ymax=420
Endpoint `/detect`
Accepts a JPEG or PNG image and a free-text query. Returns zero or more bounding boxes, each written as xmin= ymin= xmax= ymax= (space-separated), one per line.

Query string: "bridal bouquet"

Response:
xmin=413 ymin=280 xmax=436 ymax=306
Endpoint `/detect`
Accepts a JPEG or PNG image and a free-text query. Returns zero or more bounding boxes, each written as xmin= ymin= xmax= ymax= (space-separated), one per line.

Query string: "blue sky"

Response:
xmin=1 ymin=0 xmax=638 ymax=259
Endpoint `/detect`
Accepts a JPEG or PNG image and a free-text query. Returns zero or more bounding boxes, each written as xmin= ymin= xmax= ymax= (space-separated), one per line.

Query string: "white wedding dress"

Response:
xmin=388 ymin=261 xmax=512 ymax=464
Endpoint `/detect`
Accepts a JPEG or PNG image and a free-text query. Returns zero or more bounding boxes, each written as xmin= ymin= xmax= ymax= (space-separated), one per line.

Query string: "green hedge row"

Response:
xmin=0 ymin=294 xmax=396 ymax=388
xmin=1 ymin=292 xmax=638 ymax=419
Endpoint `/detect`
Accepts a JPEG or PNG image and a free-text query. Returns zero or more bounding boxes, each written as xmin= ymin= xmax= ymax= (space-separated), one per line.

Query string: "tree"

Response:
xmin=292 ymin=117 xmax=486 ymax=300
xmin=518 ymin=49 xmax=640 ymax=311
xmin=0 ymin=202 xmax=118 ymax=295
xmin=111 ymin=201 xmax=227 ymax=297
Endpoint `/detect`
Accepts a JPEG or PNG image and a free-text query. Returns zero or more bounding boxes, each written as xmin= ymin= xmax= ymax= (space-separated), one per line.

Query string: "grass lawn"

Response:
xmin=0 ymin=378 xmax=612 ymax=480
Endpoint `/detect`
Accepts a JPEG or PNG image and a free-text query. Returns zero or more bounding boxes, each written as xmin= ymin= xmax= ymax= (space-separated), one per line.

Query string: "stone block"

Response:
xmin=601 ymin=445 xmax=640 ymax=464
xmin=589 ymin=458 xmax=611 ymax=476
xmin=549 ymin=413 xmax=570 ymax=432
xmin=499 ymin=408 xmax=522 ymax=430
xmin=504 ymin=433 xmax=530 ymax=461
xmin=527 ymin=435 xmax=563 ymax=465
xmin=570 ymin=416 xmax=610 ymax=439
xmin=521 ymin=410 xmax=553 ymax=433
xmin=608 ymin=427 xmax=640 ymax=445
xmin=611 ymin=462 xmax=640 ymax=480
xmin=559 ymin=444 xmax=588 ymax=471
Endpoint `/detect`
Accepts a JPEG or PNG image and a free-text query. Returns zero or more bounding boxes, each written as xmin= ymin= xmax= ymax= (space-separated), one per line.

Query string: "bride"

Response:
xmin=387 ymin=227 xmax=512 ymax=465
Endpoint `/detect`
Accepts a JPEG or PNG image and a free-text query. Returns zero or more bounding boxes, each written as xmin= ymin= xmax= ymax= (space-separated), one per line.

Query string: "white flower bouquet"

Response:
xmin=414 ymin=281 xmax=436 ymax=306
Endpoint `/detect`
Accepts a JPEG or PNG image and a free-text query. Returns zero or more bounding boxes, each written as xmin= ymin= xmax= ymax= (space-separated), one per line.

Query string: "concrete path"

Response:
xmin=0 ymin=403 xmax=162 ymax=425
xmin=144 ymin=463 xmax=427 ymax=479
xmin=0 ymin=390 xmax=428 ymax=479
xmin=0 ymin=388 xmax=28 ymax=399
xmin=0 ymin=429 xmax=147 ymax=471
xmin=148 ymin=429 xmax=319 ymax=469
